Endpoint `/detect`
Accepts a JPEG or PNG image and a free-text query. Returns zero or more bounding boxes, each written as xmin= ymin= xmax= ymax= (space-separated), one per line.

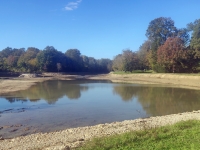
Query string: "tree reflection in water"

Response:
xmin=2 ymin=81 xmax=200 ymax=117
xmin=113 ymin=84 xmax=200 ymax=116
xmin=3 ymin=80 xmax=90 ymax=104
xmin=2 ymin=80 xmax=111 ymax=104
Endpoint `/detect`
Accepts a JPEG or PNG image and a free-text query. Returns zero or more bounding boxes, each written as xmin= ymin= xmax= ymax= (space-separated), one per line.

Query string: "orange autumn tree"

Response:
xmin=157 ymin=37 xmax=187 ymax=73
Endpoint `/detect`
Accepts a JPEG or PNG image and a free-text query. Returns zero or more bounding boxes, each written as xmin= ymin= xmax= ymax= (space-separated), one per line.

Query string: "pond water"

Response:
xmin=1 ymin=80 xmax=200 ymax=138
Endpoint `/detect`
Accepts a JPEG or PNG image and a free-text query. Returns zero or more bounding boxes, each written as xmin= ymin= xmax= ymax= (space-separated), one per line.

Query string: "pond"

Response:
xmin=1 ymin=80 xmax=200 ymax=138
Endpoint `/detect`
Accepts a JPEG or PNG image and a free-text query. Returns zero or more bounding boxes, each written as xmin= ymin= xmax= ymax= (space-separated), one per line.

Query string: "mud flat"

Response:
xmin=0 ymin=78 xmax=46 ymax=95
xmin=0 ymin=74 xmax=75 ymax=95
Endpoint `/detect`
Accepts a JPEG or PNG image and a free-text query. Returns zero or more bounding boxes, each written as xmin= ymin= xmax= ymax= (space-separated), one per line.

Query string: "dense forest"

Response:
xmin=0 ymin=47 xmax=112 ymax=73
xmin=113 ymin=17 xmax=200 ymax=73
xmin=1 ymin=17 xmax=200 ymax=73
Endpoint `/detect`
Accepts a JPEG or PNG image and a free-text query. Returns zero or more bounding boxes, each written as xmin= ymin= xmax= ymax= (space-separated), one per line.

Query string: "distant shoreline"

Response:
xmin=1 ymin=73 xmax=200 ymax=95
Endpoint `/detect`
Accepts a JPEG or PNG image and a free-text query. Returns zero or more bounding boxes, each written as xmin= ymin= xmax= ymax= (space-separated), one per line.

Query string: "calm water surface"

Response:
xmin=1 ymin=80 xmax=200 ymax=138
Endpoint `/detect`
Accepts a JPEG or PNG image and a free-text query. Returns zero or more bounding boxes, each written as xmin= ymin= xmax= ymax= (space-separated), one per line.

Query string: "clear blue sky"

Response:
xmin=0 ymin=0 xmax=200 ymax=59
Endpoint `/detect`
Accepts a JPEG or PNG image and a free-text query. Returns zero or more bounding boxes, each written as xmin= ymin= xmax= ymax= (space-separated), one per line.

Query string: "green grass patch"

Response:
xmin=76 ymin=120 xmax=200 ymax=150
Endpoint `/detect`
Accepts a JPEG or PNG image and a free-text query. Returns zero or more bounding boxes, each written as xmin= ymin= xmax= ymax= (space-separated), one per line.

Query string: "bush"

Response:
xmin=152 ymin=64 xmax=167 ymax=73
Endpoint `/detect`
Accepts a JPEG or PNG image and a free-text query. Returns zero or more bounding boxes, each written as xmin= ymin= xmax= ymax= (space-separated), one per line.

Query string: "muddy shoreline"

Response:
xmin=0 ymin=110 xmax=200 ymax=150
xmin=1 ymin=73 xmax=200 ymax=95
xmin=1 ymin=73 xmax=200 ymax=149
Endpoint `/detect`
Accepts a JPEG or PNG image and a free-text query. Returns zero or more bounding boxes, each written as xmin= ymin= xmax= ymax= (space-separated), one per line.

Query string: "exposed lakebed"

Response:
xmin=1 ymin=80 xmax=200 ymax=139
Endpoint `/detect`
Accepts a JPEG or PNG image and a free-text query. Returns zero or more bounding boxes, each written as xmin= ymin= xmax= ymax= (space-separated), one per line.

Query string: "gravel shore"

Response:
xmin=0 ymin=110 xmax=200 ymax=150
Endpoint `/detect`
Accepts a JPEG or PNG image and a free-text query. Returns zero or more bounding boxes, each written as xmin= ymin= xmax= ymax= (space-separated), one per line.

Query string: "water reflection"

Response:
xmin=113 ymin=85 xmax=139 ymax=101
xmin=1 ymin=80 xmax=200 ymax=115
xmin=113 ymin=84 xmax=200 ymax=116
xmin=2 ymin=80 xmax=111 ymax=104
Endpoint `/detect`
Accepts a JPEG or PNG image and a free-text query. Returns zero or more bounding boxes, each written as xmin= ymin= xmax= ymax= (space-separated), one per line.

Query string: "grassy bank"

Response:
xmin=76 ymin=120 xmax=200 ymax=150
xmin=113 ymin=70 xmax=153 ymax=74
xmin=113 ymin=71 xmax=200 ymax=76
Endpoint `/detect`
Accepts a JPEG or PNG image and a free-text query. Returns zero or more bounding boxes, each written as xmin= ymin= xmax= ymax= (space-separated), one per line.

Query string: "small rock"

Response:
xmin=0 ymin=127 xmax=3 ymax=130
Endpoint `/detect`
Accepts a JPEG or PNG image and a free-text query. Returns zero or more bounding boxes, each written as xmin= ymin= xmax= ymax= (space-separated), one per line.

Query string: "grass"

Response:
xmin=113 ymin=71 xmax=200 ymax=75
xmin=113 ymin=70 xmax=153 ymax=74
xmin=76 ymin=120 xmax=200 ymax=150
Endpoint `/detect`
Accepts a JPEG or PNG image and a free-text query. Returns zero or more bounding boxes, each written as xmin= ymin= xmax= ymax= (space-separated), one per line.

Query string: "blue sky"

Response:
xmin=0 ymin=0 xmax=200 ymax=59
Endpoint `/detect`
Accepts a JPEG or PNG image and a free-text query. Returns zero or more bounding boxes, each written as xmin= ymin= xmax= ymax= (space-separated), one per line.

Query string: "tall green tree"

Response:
xmin=81 ymin=55 xmax=89 ymax=71
xmin=177 ymin=28 xmax=190 ymax=46
xmin=37 ymin=46 xmax=66 ymax=72
xmin=0 ymin=47 xmax=13 ymax=71
xmin=65 ymin=49 xmax=83 ymax=71
xmin=112 ymin=54 xmax=123 ymax=71
xmin=0 ymin=47 xmax=13 ymax=58
xmin=122 ymin=49 xmax=139 ymax=72
xmin=138 ymin=40 xmax=151 ymax=70
xmin=146 ymin=17 xmax=177 ymax=47
xmin=187 ymin=19 xmax=200 ymax=31
xmin=187 ymin=19 xmax=200 ymax=65
xmin=88 ymin=57 xmax=97 ymax=72
xmin=96 ymin=58 xmax=112 ymax=72
xmin=190 ymin=21 xmax=200 ymax=50
xmin=0 ymin=47 xmax=25 ymax=71
xmin=146 ymin=17 xmax=177 ymax=69
xmin=18 ymin=47 xmax=40 ymax=72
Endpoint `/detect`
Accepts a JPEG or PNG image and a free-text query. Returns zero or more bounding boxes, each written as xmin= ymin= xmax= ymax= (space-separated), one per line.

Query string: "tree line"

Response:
xmin=1 ymin=17 xmax=200 ymax=73
xmin=113 ymin=17 xmax=200 ymax=73
xmin=0 ymin=46 xmax=112 ymax=73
